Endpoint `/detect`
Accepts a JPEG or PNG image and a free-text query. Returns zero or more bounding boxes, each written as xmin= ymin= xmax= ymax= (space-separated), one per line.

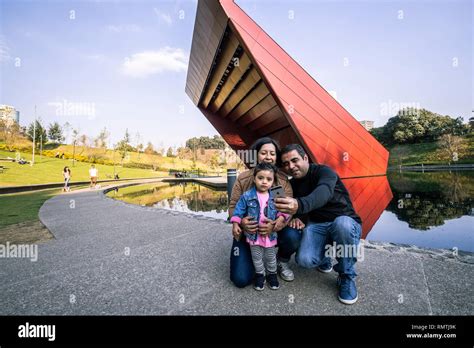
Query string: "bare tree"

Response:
xmin=95 ymin=127 xmax=109 ymax=150
xmin=63 ymin=122 xmax=72 ymax=144
xmin=71 ymin=128 xmax=79 ymax=166
xmin=438 ymin=134 xmax=463 ymax=164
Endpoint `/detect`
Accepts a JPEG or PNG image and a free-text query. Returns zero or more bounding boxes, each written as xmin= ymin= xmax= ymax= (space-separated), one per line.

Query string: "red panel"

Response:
xmin=199 ymin=107 xmax=256 ymax=151
xmin=187 ymin=0 xmax=389 ymax=177
xmin=218 ymin=0 xmax=388 ymax=177
xmin=342 ymin=176 xmax=392 ymax=237
xmin=258 ymin=64 xmax=376 ymax=177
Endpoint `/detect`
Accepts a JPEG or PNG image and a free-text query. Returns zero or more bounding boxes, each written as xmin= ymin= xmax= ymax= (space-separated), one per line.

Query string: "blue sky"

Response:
xmin=0 ymin=0 xmax=472 ymax=149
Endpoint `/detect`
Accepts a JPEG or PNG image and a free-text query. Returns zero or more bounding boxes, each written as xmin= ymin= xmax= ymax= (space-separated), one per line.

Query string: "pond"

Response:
xmin=106 ymin=181 xmax=228 ymax=220
xmin=106 ymin=171 xmax=473 ymax=252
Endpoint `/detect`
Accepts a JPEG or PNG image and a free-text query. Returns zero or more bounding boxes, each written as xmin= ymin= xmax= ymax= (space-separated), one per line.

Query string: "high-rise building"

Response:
xmin=0 ymin=105 xmax=20 ymax=124
xmin=360 ymin=120 xmax=374 ymax=131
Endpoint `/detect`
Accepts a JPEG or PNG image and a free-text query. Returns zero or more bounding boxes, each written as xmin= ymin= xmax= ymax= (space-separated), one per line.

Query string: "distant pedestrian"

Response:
xmin=89 ymin=164 xmax=98 ymax=188
xmin=63 ymin=166 xmax=71 ymax=192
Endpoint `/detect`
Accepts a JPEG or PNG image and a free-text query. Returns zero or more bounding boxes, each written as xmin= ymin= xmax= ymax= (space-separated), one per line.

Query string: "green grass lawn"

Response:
xmin=388 ymin=142 xmax=440 ymax=166
xmin=0 ymin=189 xmax=57 ymax=228
xmin=0 ymin=185 xmax=88 ymax=228
xmin=388 ymin=134 xmax=474 ymax=166
xmin=0 ymin=149 xmax=167 ymax=186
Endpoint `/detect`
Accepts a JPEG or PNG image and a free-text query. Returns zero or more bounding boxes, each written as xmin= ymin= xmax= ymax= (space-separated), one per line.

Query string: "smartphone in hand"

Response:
xmin=269 ymin=185 xmax=285 ymax=198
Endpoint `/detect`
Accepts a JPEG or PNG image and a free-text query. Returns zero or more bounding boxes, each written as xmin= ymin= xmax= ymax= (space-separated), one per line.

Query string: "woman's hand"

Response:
xmin=288 ymin=217 xmax=305 ymax=230
xmin=232 ymin=223 xmax=242 ymax=241
xmin=258 ymin=217 xmax=276 ymax=236
xmin=240 ymin=216 xmax=258 ymax=234
xmin=273 ymin=216 xmax=287 ymax=232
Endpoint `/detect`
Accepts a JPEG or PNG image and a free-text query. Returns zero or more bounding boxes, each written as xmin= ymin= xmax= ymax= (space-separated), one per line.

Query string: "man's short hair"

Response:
xmin=281 ymin=144 xmax=306 ymax=158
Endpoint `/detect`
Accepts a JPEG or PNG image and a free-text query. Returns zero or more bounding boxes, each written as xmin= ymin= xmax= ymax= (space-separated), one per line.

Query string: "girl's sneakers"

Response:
xmin=254 ymin=273 xmax=265 ymax=291
xmin=266 ymin=273 xmax=280 ymax=290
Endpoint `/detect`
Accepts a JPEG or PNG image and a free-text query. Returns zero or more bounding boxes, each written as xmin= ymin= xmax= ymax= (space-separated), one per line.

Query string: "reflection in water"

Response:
xmin=367 ymin=171 xmax=473 ymax=252
xmin=107 ymin=182 xmax=228 ymax=219
xmin=386 ymin=171 xmax=473 ymax=230
xmin=107 ymin=171 xmax=473 ymax=252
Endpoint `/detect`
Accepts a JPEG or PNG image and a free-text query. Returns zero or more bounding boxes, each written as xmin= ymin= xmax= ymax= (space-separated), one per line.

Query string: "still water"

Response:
xmin=106 ymin=171 xmax=473 ymax=252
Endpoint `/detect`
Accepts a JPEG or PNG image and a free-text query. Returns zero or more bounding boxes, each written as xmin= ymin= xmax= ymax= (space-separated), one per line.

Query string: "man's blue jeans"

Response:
xmin=296 ymin=216 xmax=362 ymax=279
xmin=230 ymin=226 xmax=301 ymax=288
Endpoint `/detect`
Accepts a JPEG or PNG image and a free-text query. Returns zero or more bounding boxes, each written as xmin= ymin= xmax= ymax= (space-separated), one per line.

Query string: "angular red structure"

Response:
xmin=185 ymin=0 xmax=392 ymax=234
xmin=341 ymin=175 xmax=392 ymax=238
xmin=186 ymin=0 xmax=389 ymax=178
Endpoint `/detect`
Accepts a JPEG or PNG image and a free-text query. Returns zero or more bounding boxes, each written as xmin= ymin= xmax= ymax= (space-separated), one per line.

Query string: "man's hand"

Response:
xmin=275 ymin=197 xmax=299 ymax=215
xmin=273 ymin=215 xmax=288 ymax=232
xmin=232 ymin=222 xmax=242 ymax=241
xmin=240 ymin=216 xmax=258 ymax=234
xmin=258 ymin=217 xmax=276 ymax=236
xmin=288 ymin=217 xmax=305 ymax=230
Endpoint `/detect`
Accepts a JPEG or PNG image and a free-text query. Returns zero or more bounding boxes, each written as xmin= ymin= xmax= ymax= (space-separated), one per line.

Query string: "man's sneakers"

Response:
xmin=337 ymin=275 xmax=358 ymax=305
xmin=254 ymin=273 xmax=265 ymax=291
xmin=254 ymin=273 xmax=280 ymax=291
xmin=277 ymin=260 xmax=294 ymax=282
xmin=317 ymin=259 xmax=333 ymax=273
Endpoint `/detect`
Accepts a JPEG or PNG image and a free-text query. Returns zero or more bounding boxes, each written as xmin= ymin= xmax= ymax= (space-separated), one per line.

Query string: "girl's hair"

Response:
xmin=253 ymin=162 xmax=277 ymax=177
xmin=63 ymin=166 xmax=68 ymax=172
xmin=250 ymin=137 xmax=281 ymax=167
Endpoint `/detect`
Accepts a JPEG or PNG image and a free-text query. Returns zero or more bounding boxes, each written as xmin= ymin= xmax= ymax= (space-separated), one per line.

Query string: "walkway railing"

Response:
xmin=388 ymin=163 xmax=474 ymax=172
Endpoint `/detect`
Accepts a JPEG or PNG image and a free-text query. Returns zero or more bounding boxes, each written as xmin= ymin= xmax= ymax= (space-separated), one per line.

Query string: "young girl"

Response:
xmin=63 ymin=166 xmax=71 ymax=192
xmin=230 ymin=162 xmax=288 ymax=291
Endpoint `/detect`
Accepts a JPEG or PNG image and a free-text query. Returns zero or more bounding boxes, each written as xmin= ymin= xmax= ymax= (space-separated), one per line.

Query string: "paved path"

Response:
xmin=0 ymin=187 xmax=472 ymax=315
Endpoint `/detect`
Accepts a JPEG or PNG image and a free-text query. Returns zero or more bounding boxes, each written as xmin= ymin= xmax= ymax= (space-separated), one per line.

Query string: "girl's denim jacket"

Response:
xmin=230 ymin=186 xmax=288 ymax=242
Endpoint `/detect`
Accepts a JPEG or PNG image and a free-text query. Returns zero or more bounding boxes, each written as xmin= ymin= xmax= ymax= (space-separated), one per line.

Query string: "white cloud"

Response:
xmin=122 ymin=47 xmax=188 ymax=78
xmin=106 ymin=24 xmax=142 ymax=33
xmin=153 ymin=8 xmax=173 ymax=25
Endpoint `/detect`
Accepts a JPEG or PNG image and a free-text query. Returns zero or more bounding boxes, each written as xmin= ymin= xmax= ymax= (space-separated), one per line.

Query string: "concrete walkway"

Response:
xmin=0 ymin=186 xmax=472 ymax=315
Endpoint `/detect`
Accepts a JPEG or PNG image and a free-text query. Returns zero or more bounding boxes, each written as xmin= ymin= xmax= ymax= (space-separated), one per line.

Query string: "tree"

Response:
xmin=71 ymin=128 xmax=79 ymax=166
xmin=391 ymin=144 xmax=410 ymax=166
xmin=136 ymin=143 xmax=144 ymax=161
xmin=116 ymin=129 xmax=132 ymax=164
xmin=71 ymin=128 xmax=79 ymax=145
xmin=210 ymin=153 xmax=220 ymax=169
xmin=95 ymin=127 xmax=109 ymax=149
xmin=79 ymin=134 xmax=88 ymax=148
xmin=63 ymin=122 xmax=71 ymax=144
xmin=0 ymin=118 xmax=21 ymax=151
xmin=185 ymin=135 xmax=226 ymax=150
xmin=438 ymin=134 xmax=463 ymax=164
xmin=144 ymin=142 xmax=155 ymax=155
xmin=134 ymin=132 xmax=142 ymax=149
xmin=177 ymin=146 xmax=191 ymax=160
xmin=26 ymin=120 xmax=47 ymax=149
xmin=371 ymin=108 xmax=470 ymax=146
xmin=166 ymin=147 xmax=174 ymax=157
xmin=47 ymin=122 xmax=64 ymax=143
xmin=212 ymin=135 xmax=226 ymax=149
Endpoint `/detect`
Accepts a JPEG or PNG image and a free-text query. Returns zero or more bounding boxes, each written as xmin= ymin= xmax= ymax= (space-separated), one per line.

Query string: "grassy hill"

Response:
xmin=0 ymin=149 xmax=167 ymax=186
xmin=40 ymin=144 xmax=219 ymax=171
xmin=0 ymin=137 xmax=245 ymax=186
xmin=387 ymin=133 xmax=474 ymax=167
